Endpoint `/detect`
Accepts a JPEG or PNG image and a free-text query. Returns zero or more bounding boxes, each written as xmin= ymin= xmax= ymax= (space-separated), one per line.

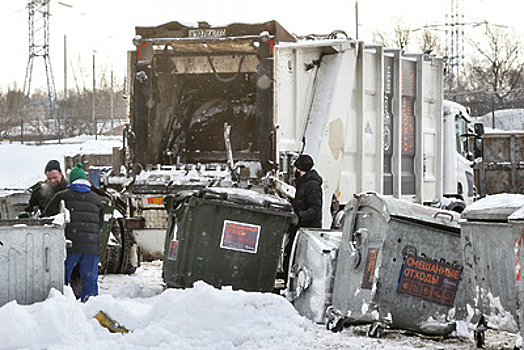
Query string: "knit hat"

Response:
xmin=44 ymin=160 xmax=61 ymax=173
xmin=69 ymin=163 xmax=87 ymax=183
xmin=294 ymin=154 xmax=314 ymax=172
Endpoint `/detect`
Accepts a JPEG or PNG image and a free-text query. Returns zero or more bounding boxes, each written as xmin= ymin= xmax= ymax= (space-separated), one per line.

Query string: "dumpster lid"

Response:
xmin=199 ymin=187 xmax=294 ymax=212
xmin=347 ymin=192 xmax=461 ymax=230
xmin=509 ymin=205 xmax=524 ymax=221
xmin=461 ymin=194 xmax=524 ymax=222
xmin=0 ymin=218 xmax=54 ymax=226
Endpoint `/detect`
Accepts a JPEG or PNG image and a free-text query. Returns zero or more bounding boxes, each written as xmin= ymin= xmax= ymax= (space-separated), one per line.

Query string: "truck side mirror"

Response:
xmin=474 ymin=123 xmax=484 ymax=136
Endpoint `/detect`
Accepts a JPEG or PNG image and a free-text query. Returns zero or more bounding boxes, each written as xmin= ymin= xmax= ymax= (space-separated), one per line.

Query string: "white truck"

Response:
xmin=104 ymin=21 xmax=479 ymax=261
xmin=442 ymin=100 xmax=482 ymax=211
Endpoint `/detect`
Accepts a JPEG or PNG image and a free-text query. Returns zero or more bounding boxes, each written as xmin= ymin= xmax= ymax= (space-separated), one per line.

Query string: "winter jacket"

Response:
xmin=43 ymin=180 xmax=104 ymax=255
xmin=292 ymin=169 xmax=323 ymax=228
xmin=25 ymin=177 xmax=68 ymax=213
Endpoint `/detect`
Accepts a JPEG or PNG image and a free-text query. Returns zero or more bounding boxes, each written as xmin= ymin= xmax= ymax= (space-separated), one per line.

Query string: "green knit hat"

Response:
xmin=69 ymin=162 xmax=87 ymax=182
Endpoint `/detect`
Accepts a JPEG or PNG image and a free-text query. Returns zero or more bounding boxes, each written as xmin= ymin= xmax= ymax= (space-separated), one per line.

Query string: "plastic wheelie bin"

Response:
xmin=284 ymin=228 xmax=342 ymax=324
xmin=0 ymin=218 xmax=65 ymax=306
xmin=163 ymin=187 xmax=297 ymax=292
xmin=459 ymin=194 xmax=524 ymax=347
xmin=327 ymin=192 xmax=463 ymax=337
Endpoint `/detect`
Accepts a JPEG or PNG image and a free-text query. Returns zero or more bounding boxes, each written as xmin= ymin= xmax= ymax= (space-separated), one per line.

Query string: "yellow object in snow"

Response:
xmin=94 ymin=311 xmax=129 ymax=333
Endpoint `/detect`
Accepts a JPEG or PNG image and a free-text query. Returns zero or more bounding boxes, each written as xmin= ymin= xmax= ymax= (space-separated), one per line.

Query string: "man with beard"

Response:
xmin=25 ymin=159 xmax=68 ymax=216
xmin=43 ymin=163 xmax=104 ymax=302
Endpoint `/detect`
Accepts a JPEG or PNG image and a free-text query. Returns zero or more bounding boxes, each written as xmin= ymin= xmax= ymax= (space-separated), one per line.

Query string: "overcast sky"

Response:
xmin=1 ymin=0 xmax=521 ymax=93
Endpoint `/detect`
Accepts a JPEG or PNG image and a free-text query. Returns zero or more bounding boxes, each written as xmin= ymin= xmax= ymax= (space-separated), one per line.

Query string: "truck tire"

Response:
xmin=118 ymin=220 xmax=140 ymax=274
xmin=102 ymin=242 xmax=122 ymax=275
xmin=100 ymin=218 xmax=124 ymax=274
xmin=101 ymin=218 xmax=139 ymax=274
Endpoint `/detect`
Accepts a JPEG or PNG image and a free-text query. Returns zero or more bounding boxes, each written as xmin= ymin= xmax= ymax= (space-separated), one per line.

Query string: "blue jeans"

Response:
xmin=65 ymin=253 xmax=99 ymax=302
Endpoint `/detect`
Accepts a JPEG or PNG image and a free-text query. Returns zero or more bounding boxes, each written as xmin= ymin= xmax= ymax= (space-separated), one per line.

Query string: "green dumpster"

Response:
xmin=163 ymin=187 xmax=297 ymax=292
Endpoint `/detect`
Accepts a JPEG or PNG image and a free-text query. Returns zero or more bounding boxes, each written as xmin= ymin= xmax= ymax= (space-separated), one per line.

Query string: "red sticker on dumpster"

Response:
xmin=167 ymin=240 xmax=178 ymax=261
xmin=362 ymin=248 xmax=378 ymax=289
xmin=220 ymin=220 xmax=261 ymax=254
xmin=397 ymin=254 xmax=461 ymax=308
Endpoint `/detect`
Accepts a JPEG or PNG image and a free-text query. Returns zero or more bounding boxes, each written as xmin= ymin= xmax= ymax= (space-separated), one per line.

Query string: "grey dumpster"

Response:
xmin=0 ymin=219 xmax=65 ymax=306
xmin=510 ymin=205 xmax=524 ymax=346
xmin=460 ymin=194 xmax=524 ymax=346
xmin=284 ymin=228 xmax=342 ymax=324
xmin=327 ymin=192 xmax=463 ymax=337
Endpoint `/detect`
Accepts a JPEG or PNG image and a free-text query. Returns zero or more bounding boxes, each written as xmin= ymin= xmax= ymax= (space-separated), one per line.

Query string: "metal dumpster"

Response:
xmin=284 ymin=228 xmax=341 ymax=324
xmin=459 ymin=194 xmax=524 ymax=346
xmin=0 ymin=219 xmax=65 ymax=306
xmin=510 ymin=205 xmax=524 ymax=347
xmin=327 ymin=192 xmax=463 ymax=337
xmin=163 ymin=187 xmax=297 ymax=292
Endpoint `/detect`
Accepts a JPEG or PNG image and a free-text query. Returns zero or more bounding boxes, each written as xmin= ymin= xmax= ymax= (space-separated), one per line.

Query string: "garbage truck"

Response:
xmin=103 ymin=20 xmax=480 ymax=262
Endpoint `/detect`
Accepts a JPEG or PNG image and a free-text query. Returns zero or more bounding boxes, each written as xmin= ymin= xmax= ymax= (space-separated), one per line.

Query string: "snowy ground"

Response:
xmin=0 ymin=261 xmax=517 ymax=350
xmin=0 ymin=137 xmax=520 ymax=349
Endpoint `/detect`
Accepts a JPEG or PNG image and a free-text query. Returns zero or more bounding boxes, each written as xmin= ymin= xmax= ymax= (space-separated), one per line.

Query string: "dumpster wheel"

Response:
xmin=474 ymin=315 xmax=488 ymax=348
xmin=367 ymin=321 xmax=383 ymax=338
xmin=325 ymin=306 xmax=345 ymax=333
xmin=327 ymin=318 xmax=345 ymax=333
xmin=474 ymin=329 xmax=485 ymax=348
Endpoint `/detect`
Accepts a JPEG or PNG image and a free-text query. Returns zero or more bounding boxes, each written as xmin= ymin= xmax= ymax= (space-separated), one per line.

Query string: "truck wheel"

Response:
xmin=118 ymin=220 xmax=140 ymax=274
xmin=103 ymin=241 xmax=122 ymax=274
xmin=100 ymin=219 xmax=124 ymax=274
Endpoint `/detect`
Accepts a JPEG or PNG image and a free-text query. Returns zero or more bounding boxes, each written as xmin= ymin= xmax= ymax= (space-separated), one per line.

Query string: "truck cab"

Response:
xmin=442 ymin=100 xmax=482 ymax=210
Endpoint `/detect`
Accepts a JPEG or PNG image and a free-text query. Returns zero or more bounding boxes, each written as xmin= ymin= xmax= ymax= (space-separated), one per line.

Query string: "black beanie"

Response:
xmin=44 ymin=160 xmax=61 ymax=173
xmin=294 ymin=154 xmax=314 ymax=172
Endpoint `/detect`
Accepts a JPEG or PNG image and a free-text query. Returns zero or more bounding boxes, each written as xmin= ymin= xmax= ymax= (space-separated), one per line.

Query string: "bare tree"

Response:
xmin=373 ymin=17 xmax=411 ymax=50
xmin=466 ymin=23 xmax=523 ymax=114
xmin=417 ymin=28 xmax=444 ymax=55
xmin=0 ymin=85 xmax=25 ymax=138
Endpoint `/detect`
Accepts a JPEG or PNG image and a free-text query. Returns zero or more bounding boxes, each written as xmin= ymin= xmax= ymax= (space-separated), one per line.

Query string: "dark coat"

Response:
xmin=292 ymin=169 xmax=323 ymax=228
xmin=43 ymin=181 xmax=104 ymax=255
xmin=26 ymin=177 xmax=68 ymax=213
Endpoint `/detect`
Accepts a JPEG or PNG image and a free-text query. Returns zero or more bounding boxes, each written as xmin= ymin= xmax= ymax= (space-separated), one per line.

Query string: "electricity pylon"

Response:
xmin=22 ymin=0 xmax=58 ymax=141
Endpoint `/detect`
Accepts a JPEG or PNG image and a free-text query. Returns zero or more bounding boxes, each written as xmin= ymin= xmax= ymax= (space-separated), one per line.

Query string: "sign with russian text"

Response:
xmin=397 ymin=254 xmax=461 ymax=307
xmin=220 ymin=220 xmax=260 ymax=254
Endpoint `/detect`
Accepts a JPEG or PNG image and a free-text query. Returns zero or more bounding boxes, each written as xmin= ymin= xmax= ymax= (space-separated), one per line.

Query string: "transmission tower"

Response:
xmin=445 ymin=0 xmax=466 ymax=100
xmin=22 ymin=0 xmax=58 ymax=129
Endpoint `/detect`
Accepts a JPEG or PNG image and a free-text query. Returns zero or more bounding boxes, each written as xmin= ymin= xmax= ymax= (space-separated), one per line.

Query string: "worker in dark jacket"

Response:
xmin=43 ymin=163 xmax=104 ymax=302
xmin=25 ymin=159 xmax=68 ymax=216
xmin=283 ymin=154 xmax=323 ymax=278
xmin=291 ymin=154 xmax=323 ymax=228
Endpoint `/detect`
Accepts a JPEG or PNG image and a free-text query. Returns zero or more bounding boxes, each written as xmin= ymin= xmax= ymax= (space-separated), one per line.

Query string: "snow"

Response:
xmin=0 ymin=136 xmax=123 ymax=190
xmin=479 ymin=109 xmax=524 ymax=131
xmin=0 ymin=137 xmax=520 ymax=349
xmin=464 ymin=193 xmax=524 ymax=212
